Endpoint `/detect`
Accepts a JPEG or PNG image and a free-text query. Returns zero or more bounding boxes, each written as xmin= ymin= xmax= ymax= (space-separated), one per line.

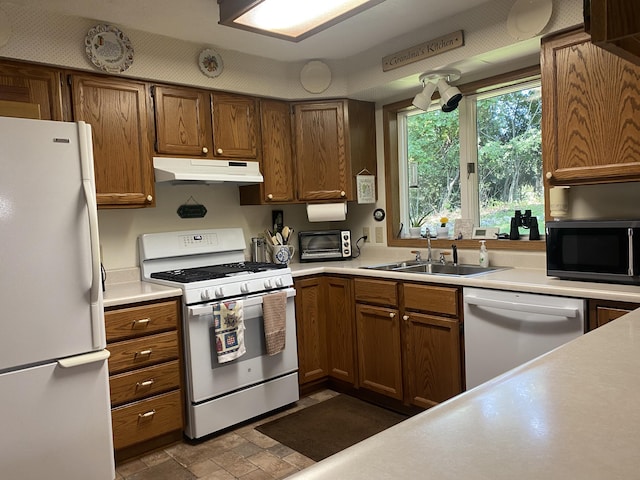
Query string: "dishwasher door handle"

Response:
xmin=464 ymin=296 xmax=579 ymax=318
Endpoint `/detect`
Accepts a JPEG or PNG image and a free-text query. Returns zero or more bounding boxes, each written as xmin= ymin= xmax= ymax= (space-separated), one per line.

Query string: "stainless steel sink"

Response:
xmin=362 ymin=261 xmax=505 ymax=277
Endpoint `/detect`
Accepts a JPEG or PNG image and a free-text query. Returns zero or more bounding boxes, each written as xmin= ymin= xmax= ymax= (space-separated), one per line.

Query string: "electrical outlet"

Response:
xmin=363 ymin=227 xmax=370 ymax=242
xmin=375 ymin=227 xmax=383 ymax=243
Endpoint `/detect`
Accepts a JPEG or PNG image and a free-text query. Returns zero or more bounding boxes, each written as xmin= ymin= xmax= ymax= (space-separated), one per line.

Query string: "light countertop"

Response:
xmin=287 ymin=307 xmax=640 ymax=479
xmin=102 ymin=268 xmax=181 ymax=308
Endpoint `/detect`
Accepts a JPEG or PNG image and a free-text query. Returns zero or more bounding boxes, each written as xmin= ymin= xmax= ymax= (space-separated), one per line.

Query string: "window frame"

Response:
xmin=383 ymin=65 xmax=545 ymax=251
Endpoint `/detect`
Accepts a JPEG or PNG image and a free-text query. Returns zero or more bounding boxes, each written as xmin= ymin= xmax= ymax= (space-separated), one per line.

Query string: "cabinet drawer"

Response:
xmin=354 ymin=278 xmax=398 ymax=306
xmin=111 ymin=390 xmax=183 ymax=450
xmin=110 ymin=360 xmax=181 ymax=406
xmin=105 ymin=300 xmax=180 ymax=342
xmin=108 ymin=331 xmax=179 ymax=375
xmin=403 ymin=283 xmax=459 ymax=317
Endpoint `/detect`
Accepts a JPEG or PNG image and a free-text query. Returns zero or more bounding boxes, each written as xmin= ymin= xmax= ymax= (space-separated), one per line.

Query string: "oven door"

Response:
xmin=184 ymin=288 xmax=297 ymax=404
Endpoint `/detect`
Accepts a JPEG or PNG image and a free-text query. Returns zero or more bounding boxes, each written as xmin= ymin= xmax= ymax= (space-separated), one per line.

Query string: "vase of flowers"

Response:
xmin=437 ymin=217 xmax=449 ymax=238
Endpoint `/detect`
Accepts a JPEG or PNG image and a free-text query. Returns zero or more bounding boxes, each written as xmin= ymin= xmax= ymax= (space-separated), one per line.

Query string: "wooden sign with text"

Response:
xmin=382 ymin=30 xmax=465 ymax=72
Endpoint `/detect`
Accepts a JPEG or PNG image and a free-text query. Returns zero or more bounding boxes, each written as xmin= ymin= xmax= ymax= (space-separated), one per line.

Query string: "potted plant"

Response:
xmin=409 ymin=212 xmax=429 ymax=238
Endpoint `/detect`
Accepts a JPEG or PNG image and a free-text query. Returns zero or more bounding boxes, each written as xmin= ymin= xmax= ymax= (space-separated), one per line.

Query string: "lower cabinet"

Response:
xmin=104 ymin=297 xmax=184 ymax=461
xmin=354 ymin=278 xmax=463 ymax=408
xmin=587 ymin=299 xmax=640 ymax=331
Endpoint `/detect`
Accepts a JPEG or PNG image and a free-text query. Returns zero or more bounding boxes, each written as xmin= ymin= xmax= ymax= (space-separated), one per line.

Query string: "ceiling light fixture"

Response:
xmin=218 ymin=0 xmax=386 ymax=42
xmin=412 ymin=69 xmax=463 ymax=113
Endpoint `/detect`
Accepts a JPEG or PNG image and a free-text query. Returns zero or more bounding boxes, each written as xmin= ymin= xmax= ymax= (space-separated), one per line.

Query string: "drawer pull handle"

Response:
xmin=132 ymin=318 xmax=151 ymax=328
xmin=135 ymin=349 xmax=153 ymax=357
xmin=138 ymin=410 xmax=156 ymax=419
xmin=136 ymin=379 xmax=155 ymax=388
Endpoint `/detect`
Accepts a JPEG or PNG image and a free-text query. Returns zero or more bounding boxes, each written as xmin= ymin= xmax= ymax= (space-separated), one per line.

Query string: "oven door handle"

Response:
xmin=187 ymin=287 xmax=296 ymax=317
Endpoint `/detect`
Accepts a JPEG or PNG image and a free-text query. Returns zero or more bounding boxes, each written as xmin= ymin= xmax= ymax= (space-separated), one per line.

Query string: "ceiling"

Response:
xmin=10 ymin=0 xmax=495 ymax=62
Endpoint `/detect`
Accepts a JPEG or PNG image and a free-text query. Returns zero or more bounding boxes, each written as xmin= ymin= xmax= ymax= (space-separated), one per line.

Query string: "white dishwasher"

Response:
xmin=463 ymin=287 xmax=585 ymax=390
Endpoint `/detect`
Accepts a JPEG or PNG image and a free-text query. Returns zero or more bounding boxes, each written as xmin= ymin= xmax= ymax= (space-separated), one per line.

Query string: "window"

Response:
xmin=396 ymin=77 xmax=544 ymax=241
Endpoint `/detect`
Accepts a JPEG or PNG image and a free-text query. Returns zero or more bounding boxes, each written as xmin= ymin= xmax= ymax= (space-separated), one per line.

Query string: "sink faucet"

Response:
xmin=424 ymin=228 xmax=433 ymax=262
xmin=411 ymin=250 xmax=422 ymax=262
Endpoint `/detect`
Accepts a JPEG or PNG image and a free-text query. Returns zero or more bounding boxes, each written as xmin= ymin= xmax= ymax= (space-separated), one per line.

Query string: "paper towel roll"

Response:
xmin=306 ymin=202 xmax=347 ymax=222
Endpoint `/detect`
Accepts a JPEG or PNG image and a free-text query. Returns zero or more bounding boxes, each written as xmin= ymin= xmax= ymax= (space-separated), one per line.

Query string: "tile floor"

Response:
xmin=115 ymin=390 xmax=339 ymax=480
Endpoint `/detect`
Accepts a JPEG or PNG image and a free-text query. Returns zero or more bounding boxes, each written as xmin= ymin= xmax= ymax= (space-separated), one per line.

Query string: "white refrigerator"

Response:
xmin=0 ymin=117 xmax=115 ymax=479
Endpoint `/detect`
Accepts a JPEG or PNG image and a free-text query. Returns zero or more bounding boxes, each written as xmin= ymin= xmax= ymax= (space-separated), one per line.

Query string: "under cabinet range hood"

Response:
xmin=153 ymin=157 xmax=263 ymax=184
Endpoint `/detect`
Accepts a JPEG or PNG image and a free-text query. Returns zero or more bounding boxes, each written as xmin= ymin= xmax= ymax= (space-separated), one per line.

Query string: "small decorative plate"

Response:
xmin=85 ymin=24 xmax=134 ymax=74
xmin=198 ymin=48 xmax=224 ymax=78
xmin=300 ymin=60 xmax=331 ymax=94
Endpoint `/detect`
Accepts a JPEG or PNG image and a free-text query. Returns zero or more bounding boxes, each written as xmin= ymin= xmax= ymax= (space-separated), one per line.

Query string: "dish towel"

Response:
xmin=262 ymin=291 xmax=287 ymax=355
xmin=213 ymin=299 xmax=246 ymax=363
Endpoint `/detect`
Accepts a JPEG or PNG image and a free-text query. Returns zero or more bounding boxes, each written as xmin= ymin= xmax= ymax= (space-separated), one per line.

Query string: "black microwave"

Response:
xmin=546 ymin=220 xmax=640 ymax=284
xmin=298 ymin=230 xmax=352 ymax=262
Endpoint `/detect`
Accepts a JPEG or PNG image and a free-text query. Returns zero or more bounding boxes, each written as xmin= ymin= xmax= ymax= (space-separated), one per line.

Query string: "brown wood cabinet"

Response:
xmin=294 ymin=276 xmax=329 ymax=384
xmin=152 ymin=85 xmax=212 ymax=157
xmin=587 ymin=299 xmax=640 ymax=331
xmin=541 ymin=28 xmax=640 ymax=188
xmin=293 ymin=99 xmax=376 ymax=202
xmin=70 ymin=73 xmax=155 ymax=208
xmin=354 ymin=278 xmax=403 ymax=400
xmin=402 ymin=283 xmax=462 ymax=408
xmin=211 ymin=91 xmax=259 ymax=159
xmin=240 ymin=99 xmax=295 ymax=204
xmin=0 ymin=60 xmax=66 ymax=120
xmin=587 ymin=0 xmax=640 ymax=66
xmin=105 ymin=298 xmax=184 ymax=460
xmin=325 ymin=276 xmax=357 ymax=384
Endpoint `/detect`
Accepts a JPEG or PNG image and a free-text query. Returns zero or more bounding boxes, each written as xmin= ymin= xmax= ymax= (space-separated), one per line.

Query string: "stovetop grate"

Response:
xmin=150 ymin=262 xmax=286 ymax=283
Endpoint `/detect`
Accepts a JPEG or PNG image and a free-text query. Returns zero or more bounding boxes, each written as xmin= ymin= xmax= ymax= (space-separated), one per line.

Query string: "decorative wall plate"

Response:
xmin=85 ymin=24 xmax=134 ymax=74
xmin=300 ymin=60 xmax=331 ymax=94
xmin=506 ymin=0 xmax=552 ymax=41
xmin=199 ymin=48 xmax=224 ymax=78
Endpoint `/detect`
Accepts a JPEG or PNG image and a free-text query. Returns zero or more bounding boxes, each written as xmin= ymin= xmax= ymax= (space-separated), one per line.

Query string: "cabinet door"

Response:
xmin=325 ymin=277 xmax=356 ymax=385
xmin=294 ymin=101 xmax=349 ymax=201
xmin=71 ymin=74 xmax=154 ymax=208
xmin=0 ymin=60 xmax=65 ymax=120
xmin=355 ymin=303 xmax=403 ymax=400
xmin=260 ymin=99 xmax=295 ymax=202
xmin=587 ymin=299 xmax=639 ymax=330
xmin=211 ymin=92 xmax=258 ymax=158
xmin=403 ymin=311 xmax=461 ymax=408
xmin=152 ymin=85 xmax=212 ymax=157
xmin=294 ymin=277 xmax=328 ymax=384
xmin=542 ymin=29 xmax=640 ymax=184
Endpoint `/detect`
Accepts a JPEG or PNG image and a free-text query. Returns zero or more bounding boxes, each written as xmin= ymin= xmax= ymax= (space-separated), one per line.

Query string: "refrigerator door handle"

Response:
xmin=57 ymin=349 xmax=110 ymax=368
xmin=78 ymin=121 xmax=105 ymax=350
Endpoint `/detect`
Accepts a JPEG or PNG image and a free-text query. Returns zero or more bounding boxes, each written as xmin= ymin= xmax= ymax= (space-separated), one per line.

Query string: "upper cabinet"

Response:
xmin=240 ymin=99 xmax=295 ymax=204
xmin=586 ymin=0 xmax=640 ymax=67
xmin=70 ymin=74 xmax=155 ymax=208
xmin=0 ymin=60 xmax=66 ymax=120
xmin=211 ymin=92 xmax=259 ymax=159
xmin=541 ymin=28 xmax=640 ymax=185
xmin=293 ymin=99 xmax=377 ymax=202
xmin=152 ymin=85 xmax=212 ymax=157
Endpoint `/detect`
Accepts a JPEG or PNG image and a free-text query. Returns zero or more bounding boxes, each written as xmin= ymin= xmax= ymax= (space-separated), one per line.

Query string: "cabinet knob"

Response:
xmin=545 ymin=171 xmax=552 ymax=180
xmin=389 ymin=312 xmax=396 ymax=318
xmin=217 ymin=148 xmax=223 ymax=154
xmin=146 ymin=195 xmax=153 ymax=203
xmin=403 ymin=315 xmax=409 ymax=321
xmin=340 ymin=190 xmax=346 ymax=197
xmin=267 ymin=193 xmax=274 ymax=200
xmin=202 ymin=146 xmax=209 ymax=154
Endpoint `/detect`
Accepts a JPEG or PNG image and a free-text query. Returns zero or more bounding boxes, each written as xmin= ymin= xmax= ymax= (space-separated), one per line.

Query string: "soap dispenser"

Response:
xmin=479 ymin=240 xmax=489 ymax=267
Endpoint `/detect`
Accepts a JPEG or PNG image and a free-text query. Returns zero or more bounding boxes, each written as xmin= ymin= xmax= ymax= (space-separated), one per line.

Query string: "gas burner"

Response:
xmin=150 ymin=262 xmax=286 ymax=284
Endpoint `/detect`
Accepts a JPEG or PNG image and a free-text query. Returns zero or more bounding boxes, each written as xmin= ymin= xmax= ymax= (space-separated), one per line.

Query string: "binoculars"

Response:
xmin=509 ymin=209 xmax=540 ymax=240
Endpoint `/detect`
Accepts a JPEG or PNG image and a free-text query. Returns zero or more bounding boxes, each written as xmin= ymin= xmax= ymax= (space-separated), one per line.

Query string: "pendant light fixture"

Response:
xmin=412 ymin=69 xmax=463 ymax=113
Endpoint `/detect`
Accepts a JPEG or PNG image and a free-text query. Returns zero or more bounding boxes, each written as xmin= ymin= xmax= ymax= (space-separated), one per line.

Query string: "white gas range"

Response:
xmin=139 ymin=228 xmax=299 ymax=439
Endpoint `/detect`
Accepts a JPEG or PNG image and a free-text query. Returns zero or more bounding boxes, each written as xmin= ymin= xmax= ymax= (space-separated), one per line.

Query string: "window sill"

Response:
xmin=388 ymin=237 xmax=545 ymax=252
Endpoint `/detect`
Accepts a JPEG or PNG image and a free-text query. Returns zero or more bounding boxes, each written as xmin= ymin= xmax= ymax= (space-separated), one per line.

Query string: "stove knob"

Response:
xmin=275 ymin=277 xmax=284 ymax=287
xmin=240 ymin=283 xmax=250 ymax=294
xmin=264 ymin=279 xmax=273 ymax=289
xmin=200 ymin=289 xmax=212 ymax=301
xmin=215 ymin=287 xmax=225 ymax=298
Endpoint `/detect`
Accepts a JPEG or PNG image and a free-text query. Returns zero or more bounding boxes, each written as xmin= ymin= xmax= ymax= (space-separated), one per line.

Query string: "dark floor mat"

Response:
xmin=256 ymin=394 xmax=408 ymax=462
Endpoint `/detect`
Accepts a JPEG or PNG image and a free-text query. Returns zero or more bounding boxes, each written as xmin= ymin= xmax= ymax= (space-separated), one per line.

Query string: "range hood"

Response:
xmin=153 ymin=157 xmax=263 ymax=184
